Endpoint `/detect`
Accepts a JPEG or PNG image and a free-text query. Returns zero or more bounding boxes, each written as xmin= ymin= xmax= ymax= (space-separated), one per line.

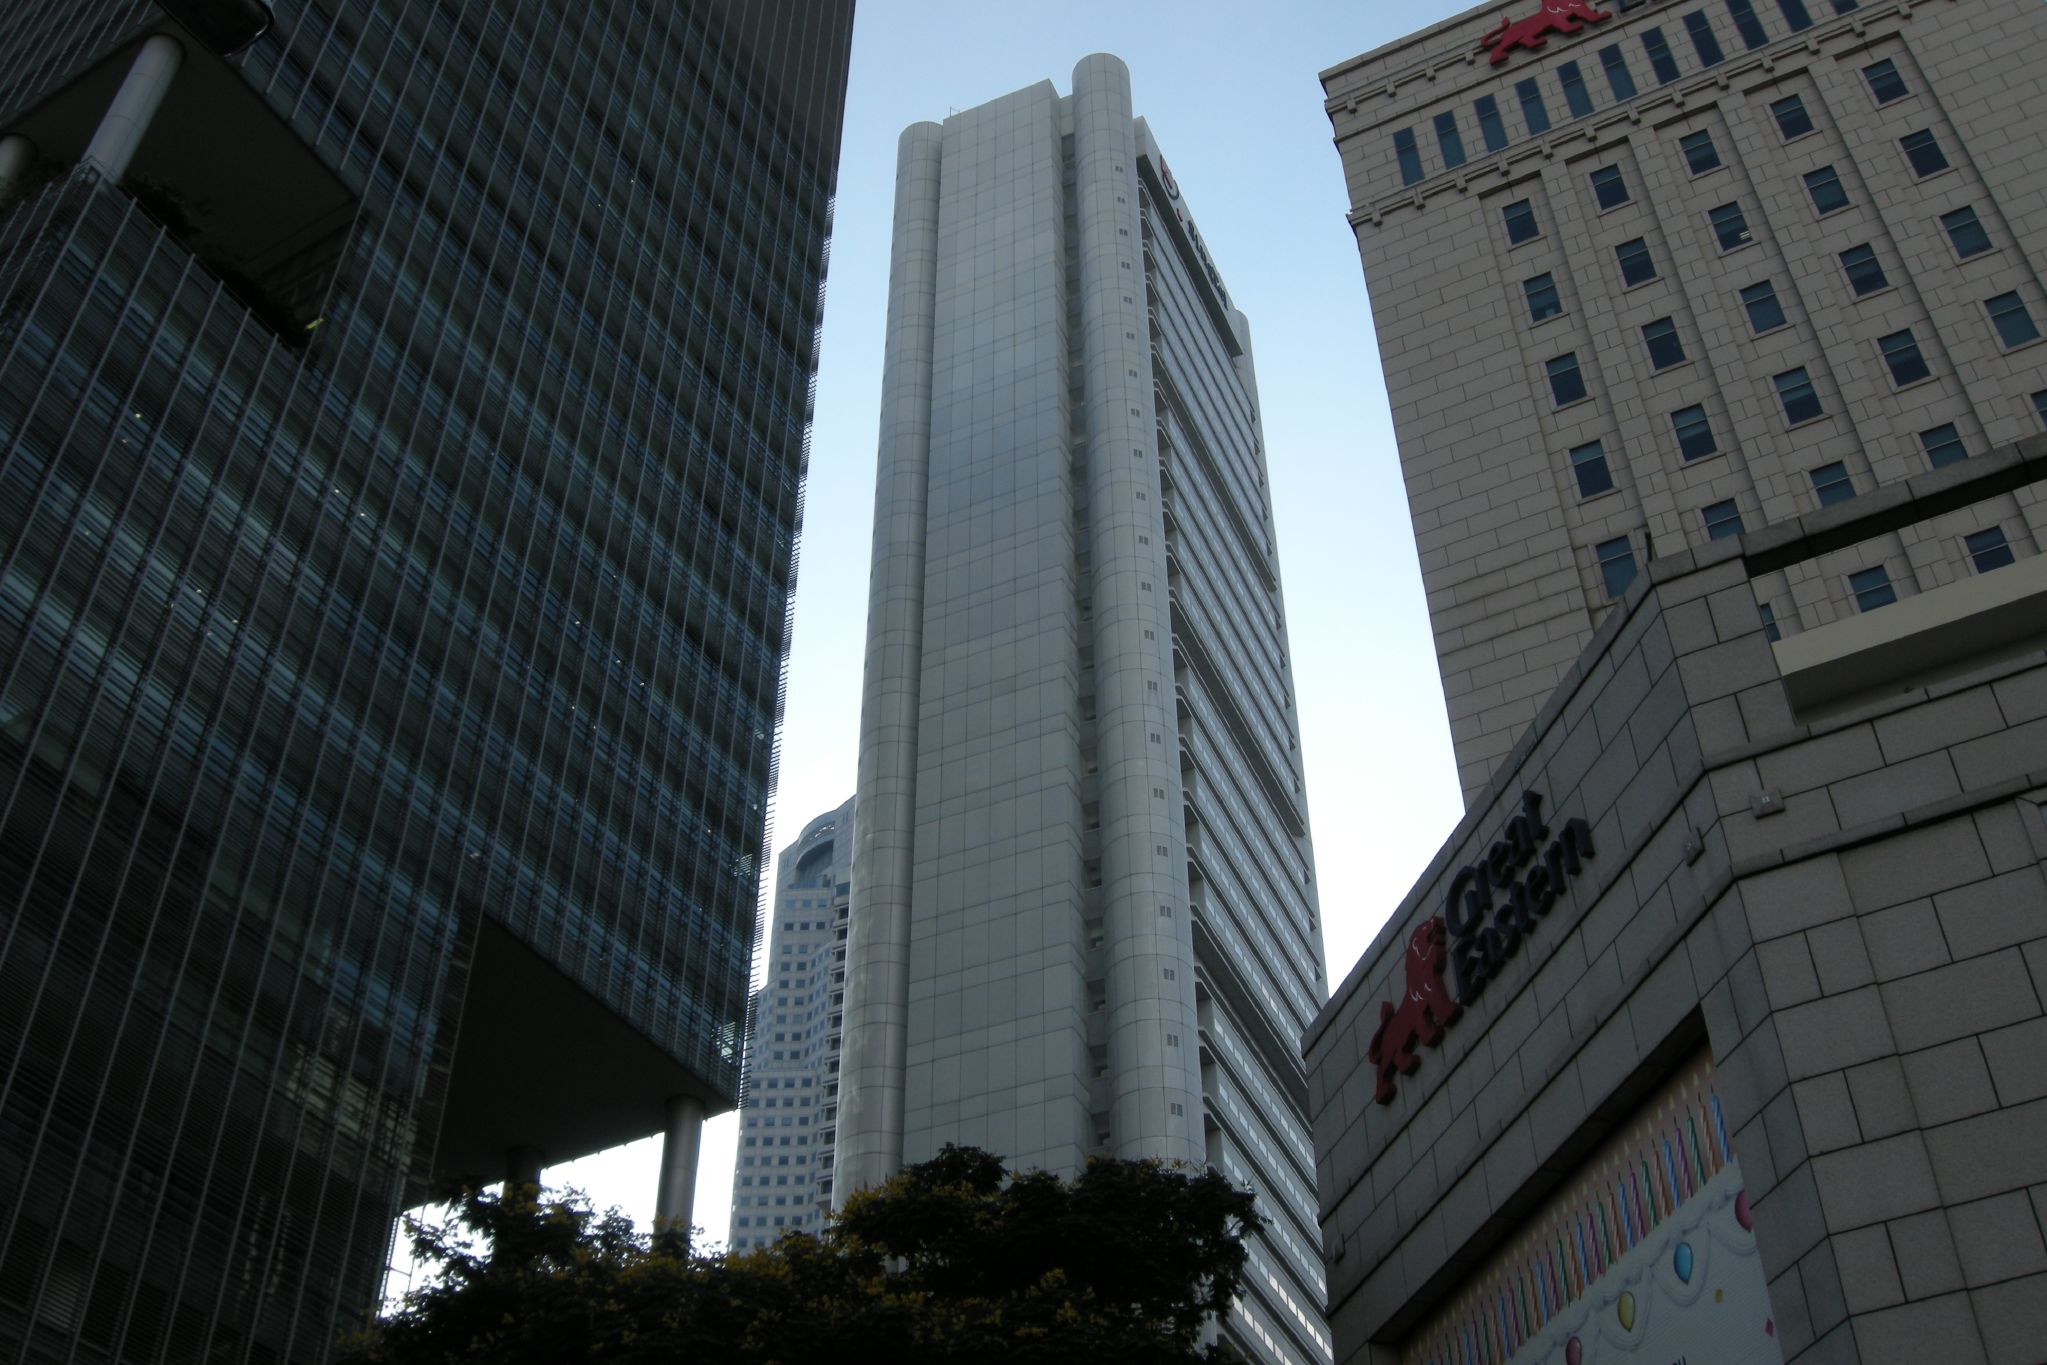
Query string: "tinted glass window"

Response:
xmin=1644 ymin=317 xmax=1686 ymax=369
xmin=1919 ymin=424 xmax=1966 ymax=468
xmin=1840 ymin=244 xmax=1887 ymax=295
xmin=1476 ymin=95 xmax=1510 ymax=151
xmin=1560 ymin=62 xmax=1596 ymax=118
xmin=1673 ymin=404 xmax=1717 ymax=459
xmin=1941 ymin=206 xmax=1990 ymax=258
xmin=1810 ymin=460 xmax=1855 ymax=504
xmin=1525 ymin=273 xmax=1564 ymax=321
xmin=1777 ymin=368 xmax=1824 ymax=424
xmin=1572 ymin=441 xmax=1615 ymax=496
xmin=1727 ymin=0 xmax=1769 ymax=47
xmin=1591 ymin=165 xmax=1630 ymax=209
xmin=1435 ymin=112 xmax=1468 ymax=169
xmin=1771 ymin=94 xmax=1815 ymax=139
xmin=1685 ymin=11 xmax=1726 ymax=65
xmin=1805 ymin=165 xmax=1849 ymax=213
xmin=1503 ymin=199 xmax=1541 ymax=244
xmin=1394 ymin=128 xmax=1423 ymax=185
xmin=1617 ymin=238 xmax=1656 ymax=286
xmin=1601 ymin=46 xmax=1639 ymax=101
xmin=1879 ymin=328 xmax=1931 ymax=385
xmin=1987 ymin=292 xmax=2041 ymax=348
xmin=1518 ymin=78 xmax=1551 ymax=134
xmin=1901 ymin=129 xmax=1949 ymax=176
xmin=1680 ymin=129 xmax=1721 ymax=174
xmin=1548 ymin=353 xmax=1589 ymax=406
xmin=1642 ymin=27 xmax=1681 ymax=82
xmin=1864 ymin=58 xmax=1909 ymax=103
xmin=1742 ymin=281 xmax=1786 ymax=332
xmin=1710 ymin=202 xmax=1752 ymax=249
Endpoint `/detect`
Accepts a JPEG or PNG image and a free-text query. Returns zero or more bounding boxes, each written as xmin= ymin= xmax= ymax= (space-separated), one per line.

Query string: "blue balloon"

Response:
xmin=1673 ymin=1241 xmax=1694 ymax=1283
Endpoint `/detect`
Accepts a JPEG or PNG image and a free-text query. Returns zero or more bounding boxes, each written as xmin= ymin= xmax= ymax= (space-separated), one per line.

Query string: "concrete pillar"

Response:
xmin=836 ymin=118 xmax=944 ymax=1204
xmin=82 ymin=34 xmax=182 ymax=182
xmin=0 ymin=134 xmax=35 ymax=202
xmin=503 ymin=1144 xmax=545 ymax=1196
xmin=654 ymin=1094 xmax=707 ymax=1233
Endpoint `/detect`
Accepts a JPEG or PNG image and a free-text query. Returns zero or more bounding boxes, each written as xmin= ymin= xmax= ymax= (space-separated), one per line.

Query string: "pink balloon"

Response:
xmin=1735 ymin=1190 xmax=1753 ymax=1231
xmin=1566 ymin=1338 xmax=1583 ymax=1365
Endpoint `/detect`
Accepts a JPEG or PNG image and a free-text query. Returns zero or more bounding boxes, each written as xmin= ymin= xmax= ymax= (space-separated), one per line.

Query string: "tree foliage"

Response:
xmin=344 ymin=1145 xmax=1264 ymax=1364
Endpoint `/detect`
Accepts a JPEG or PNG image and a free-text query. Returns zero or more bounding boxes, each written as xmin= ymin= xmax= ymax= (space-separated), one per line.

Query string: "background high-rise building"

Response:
xmin=836 ymin=55 xmax=1331 ymax=1365
xmin=0 ymin=0 xmax=850 ymax=1357
xmin=1324 ymin=0 xmax=2047 ymax=801
xmin=727 ymin=796 xmax=852 ymax=1252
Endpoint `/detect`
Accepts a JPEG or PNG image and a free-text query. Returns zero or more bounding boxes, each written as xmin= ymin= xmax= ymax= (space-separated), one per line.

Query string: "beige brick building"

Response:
xmin=1324 ymin=0 xmax=2047 ymax=801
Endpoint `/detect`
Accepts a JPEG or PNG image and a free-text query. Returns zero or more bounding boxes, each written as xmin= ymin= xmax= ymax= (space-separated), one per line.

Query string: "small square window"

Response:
xmin=1560 ymin=62 xmax=1595 ymax=118
xmin=1571 ymin=439 xmax=1614 ymax=496
xmin=1702 ymin=499 xmax=1744 ymax=540
xmin=1728 ymin=0 xmax=1769 ymax=48
xmin=1919 ymin=423 xmax=1967 ymax=468
xmin=1503 ymin=198 xmax=1541 ymax=245
xmin=1684 ymin=11 xmax=1726 ymax=66
xmin=1517 ymin=78 xmax=1551 ymax=135
xmin=1601 ymin=45 xmax=1638 ymax=101
xmin=1525 ymin=273 xmax=1563 ymax=322
xmin=1805 ymin=165 xmax=1849 ymax=214
xmin=1709 ymin=202 xmax=1752 ymax=250
xmin=1547 ymin=353 xmax=1588 ymax=406
xmin=2034 ymin=390 xmax=2047 ymax=428
xmin=1986 ymin=292 xmax=2040 ymax=348
xmin=1810 ymin=460 xmax=1855 ymax=506
xmin=1672 ymin=404 xmax=1717 ymax=459
xmin=1476 ymin=95 xmax=1509 ymax=152
xmin=1848 ymin=566 xmax=1896 ymax=611
xmin=1965 ymin=527 xmax=2014 ymax=573
xmin=1864 ymin=58 xmax=1909 ymax=103
xmin=1879 ymin=328 xmax=1931 ymax=386
xmin=1840 ymin=244 xmax=1887 ymax=296
xmin=1394 ymin=128 xmax=1424 ymax=185
xmin=1591 ymin=165 xmax=1630 ymax=209
xmin=1741 ymin=281 xmax=1787 ymax=333
xmin=1901 ymin=129 xmax=1948 ymax=177
xmin=1778 ymin=0 xmax=1814 ymax=31
xmin=1616 ymin=237 xmax=1657 ymax=286
xmin=1771 ymin=94 xmax=1815 ymax=140
xmin=1680 ymin=129 xmax=1721 ymax=174
xmin=1597 ymin=537 xmax=1638 ymax=598
xmin=1642 ymin=27 xmax=1681 ymax=83
xmin=1435 ymin=112 xmax=1468 ymax=169
xmin=1776 ymin=368 xmax=1824 ymax=424
xmin=1758 ymin=602 xmax=1781 ymax=643
xmin=1643 ymin=317 xmax=1686 ymax=369
xmin=1940 ymin=206 xmax=1991 ymax=259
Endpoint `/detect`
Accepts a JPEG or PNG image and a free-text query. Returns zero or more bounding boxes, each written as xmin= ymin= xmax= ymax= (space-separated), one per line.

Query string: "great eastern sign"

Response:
xmin=1366 ymin=792 xmax=1595 ymax=1103
xmin=1479 ymin=0 xmax=1614 ymax=66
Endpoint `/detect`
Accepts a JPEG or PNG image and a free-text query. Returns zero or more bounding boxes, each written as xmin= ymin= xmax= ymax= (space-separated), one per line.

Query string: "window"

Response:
xmin=1829 ymin=0 xmax=1858 ymax=11
xmin=1804 ymin=165 xmax=1849 ymax=214
xmin=1810 ymin=460 xmax=1854 ymax=505
xmin=1617 ymin=237 xmax=1657 ymax=286
xmin=1727 ymin=0 xmax=1769 ymax=47
xmin=1771 ymin=94 xmax=1815 ymax=140
xmin=1503 ymin=198 xmax=1541 ymax=244
xmin=1776 ymin=368 xmax=1824 ymax=424
xmin=1900 ymin=129 xmax=1948 ymax=177
xmin=1547 ymin=353 xmax=1588 ymax=405
xmin=1601 ymin=45 xmax=1638 ymax=101
xmin=1518 ymin=78 xmax=1551 ymax=134
xmin=1476 ymin=95 xmax=1509 ymax=152
xmin=1919 ymin=423 xmax=1967 ymax=468
xmin=1742 ymin=281 xmax=1787 ymax=332
xmin=1642 ymin=27 xmax=1681 ymax=83
xmin=1673 ymin=404 xmax=1718 ymax=459
xmin=1879 ymin=328 xmax=1931 ymax=385
xmin=1435 ymin=112 xmax=1467 ymax=169
xmin=1702 ymin=499 xmax=1745 ymax=540
xmin=1644 ymin=317 xmax=1686 ymax=369
xmin=1591 ymin=165 xmax=1630 ymax=209
xmin=1571 ymin=440 xmax=1614 ymax=495
xmin=1986 ymin=292 xmax=2041 ymax=348
xmin=1680 ymin=129 xmax=1722 ymax=174
xmin=1966 ymin=527 xmax=2015 ymax=573
xmin=1598 ymin=537 xmax=1639 ymax=598
xmin=2035 ymin=391 xmax=2047 ymax=428
xmin=1759 ymin=603 xmax=1781 ymax=643
xmin=1864 ymin=57 xmax=1909 ymax=103
xmin=1840 ymin=244 xmax=1887 ymax=296
xmin=1778 ymin=0 xmax=1814 ymax=30
xmin=1709 ymin=202 xmax=1752 ymax=249
xmin=1940 ymin=206 xmax=1991 ymax=258
xmin=1525 ymin=273 xmax=1563 ymax=321
xmin=1559 ymin=61 xmax=1596 ymax=118
xmin=1394 ymin=128 xmax=1424 ymax=185
xmin=1685 ymin=12 xmax=1726 ymax=65
xmin=1848 ymin=566 xmax=1896 ymax=611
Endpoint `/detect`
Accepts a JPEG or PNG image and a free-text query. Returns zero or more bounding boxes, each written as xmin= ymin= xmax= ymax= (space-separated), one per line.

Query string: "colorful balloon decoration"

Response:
xmin=1565 ymin=1339 xmax=1582 ymax=1365
xmin=1735 ymin=1190 xmax=1752 ymax=1231
xmin=1673 ymin=1241 xmax=1693 ymax=1283
xmin=1617 ymin=1291 xmax=1636 ymax=1331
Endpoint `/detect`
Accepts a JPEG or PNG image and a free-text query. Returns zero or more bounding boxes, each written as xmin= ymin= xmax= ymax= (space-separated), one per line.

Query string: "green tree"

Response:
xmin=344 ymin=1145 xmax=1264 ymax=1364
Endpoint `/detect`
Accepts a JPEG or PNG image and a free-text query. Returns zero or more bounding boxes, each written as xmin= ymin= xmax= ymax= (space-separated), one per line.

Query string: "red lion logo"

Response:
xmin=1479 ymin=0 xmax=1614 ymax=66
xmin=1366 ymin=917 xmax=1464 ymax=1103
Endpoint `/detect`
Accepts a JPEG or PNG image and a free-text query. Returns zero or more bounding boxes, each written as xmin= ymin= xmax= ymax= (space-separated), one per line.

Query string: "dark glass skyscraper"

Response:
xmin=0 ymin=1 xmax=851 ymax=1358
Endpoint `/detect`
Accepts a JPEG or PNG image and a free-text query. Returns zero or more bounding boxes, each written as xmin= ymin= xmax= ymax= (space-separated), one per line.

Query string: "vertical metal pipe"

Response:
xmin=836 ymin=119 xmax=944 ymax=1203
xmin=82 ymin=34 xmax=182 ymax=182
xmin=654 ymin=1094 xmax=706 ymax=1233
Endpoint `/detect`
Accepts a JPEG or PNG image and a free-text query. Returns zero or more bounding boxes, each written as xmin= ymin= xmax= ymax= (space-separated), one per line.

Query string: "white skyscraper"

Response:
xmin=835 ymin=55 xmax=1331 ymax=1364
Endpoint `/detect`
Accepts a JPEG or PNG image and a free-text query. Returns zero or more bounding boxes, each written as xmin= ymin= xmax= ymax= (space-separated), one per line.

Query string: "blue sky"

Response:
xmin=543 ymin=0 xmax=1481 ymax=1253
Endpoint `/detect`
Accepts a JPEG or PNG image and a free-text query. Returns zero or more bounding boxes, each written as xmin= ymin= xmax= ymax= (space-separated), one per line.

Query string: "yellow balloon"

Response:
xmin=1617 ymin=1291 xmax=1636 ymax=1331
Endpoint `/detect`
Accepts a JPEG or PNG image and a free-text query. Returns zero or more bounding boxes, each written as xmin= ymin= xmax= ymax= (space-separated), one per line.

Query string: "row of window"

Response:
xmin=1395 ymin=3 xmax=1887 ymax=186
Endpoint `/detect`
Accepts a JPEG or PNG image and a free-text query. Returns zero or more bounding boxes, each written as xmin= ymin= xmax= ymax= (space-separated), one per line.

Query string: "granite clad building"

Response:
xmin=836 ymin=56 xmax=1332 ymax=1364
xmin=0 ymin=0 xmax=850 ymax=1357
xmin=1308 ymin=2 xmax=2047 ymax=1364
xmin=728 ymin=797 xmax=853 ymax=1250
